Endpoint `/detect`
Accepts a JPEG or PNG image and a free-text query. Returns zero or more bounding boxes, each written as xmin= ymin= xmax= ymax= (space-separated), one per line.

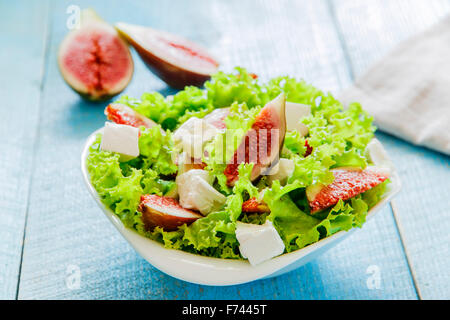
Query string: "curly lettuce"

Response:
xmin=87 ymin=136 xmax=146 ymax=229
xmin=86 ymin=67 xmax=389 ymax=260
xmin=263 ymin=180 xmax=370 ymax=252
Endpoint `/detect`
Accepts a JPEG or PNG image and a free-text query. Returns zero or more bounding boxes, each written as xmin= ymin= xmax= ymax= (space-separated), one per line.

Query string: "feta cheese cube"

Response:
xmin=176 ymin=169 xmax=225 ymax=215
xmin=173 ymin=117 xmax=219 ymax=159
xmin=100 ymin=122 xmax=139 ymax=161
xmin=235 ymin=221 xmax=285 ymax=266
xmin=177 ymin=168 xmax=213 ymax=185
xmin=266 ymin=158 xmax=295 ymax=185
xmin=366 ymin=138 xmax=394 ymax=170
xmin=285 ymin=102 xmax=311 ymax=136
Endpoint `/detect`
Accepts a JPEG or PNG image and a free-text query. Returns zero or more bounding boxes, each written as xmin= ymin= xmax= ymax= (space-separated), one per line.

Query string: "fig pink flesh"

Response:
xmin=203 ymin=108 xmax=229 ymax=131
xmin=139 ymin=194 xmax=202 ymax=231
xmin=116 ymin=23 xmax=218 ymax=88
xmin=224 ymin=94 xmax=286 ymax=186
xmin=158 ymin=37 xmax=218 ymax=70
xmin=308 ymin=167 xmax=390 ymax=213
xmin=105 ymin=103 xmax=157 ymax=128
xmin=62 ymin=31 xmax=132 ymax=91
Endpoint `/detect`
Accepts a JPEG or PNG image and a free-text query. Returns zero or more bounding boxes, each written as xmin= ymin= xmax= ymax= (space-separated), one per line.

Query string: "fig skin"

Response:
xmin=115 ymin=23 xmax=219 ymax=89
xmin=139 ymin=194 xmax=202 ymax=231
xmin=58 ymin=9 xmax=134 ymax=101
xmin=131 ymin=43 xmax=210 ymax=89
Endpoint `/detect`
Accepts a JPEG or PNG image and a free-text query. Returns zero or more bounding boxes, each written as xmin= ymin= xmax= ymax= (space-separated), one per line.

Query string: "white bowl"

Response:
xmin=81 ymin=128 xmax=401 ymax=286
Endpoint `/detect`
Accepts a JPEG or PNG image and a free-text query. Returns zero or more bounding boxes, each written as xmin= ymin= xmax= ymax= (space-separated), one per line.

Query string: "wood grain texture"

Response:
xmin=332 ymin=0 xmax=450 ymax=299
xmin=16 ymin=0 xmax=417 ymax=299
xmin=0 ymin=0 xmax=49 ymax=299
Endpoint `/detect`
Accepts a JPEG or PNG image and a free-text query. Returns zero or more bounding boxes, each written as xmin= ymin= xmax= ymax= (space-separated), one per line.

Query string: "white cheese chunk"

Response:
xmin=235 ymin=221 xmax=285 ymax=266
xmin=100 ymin=122 xmax=139 ymax=161
xmin=176 ymin=169 xmax=225 ymax=215
xmin=177 ymin=168 xmax=214 ymax=185
xmin=267 ymin=158 xmax=295 ymax=185
xmin=366 ymin=138 xmax=394 ymax=170
xmin=285 ymin=102 xmax=311 ymax=136
xmin=173 ymin=117 xmax=219 ymax=159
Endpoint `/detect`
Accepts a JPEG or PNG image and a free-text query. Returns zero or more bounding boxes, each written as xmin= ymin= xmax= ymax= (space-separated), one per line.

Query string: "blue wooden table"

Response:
xmin=1 ymin=0 xmax=449 ymax=300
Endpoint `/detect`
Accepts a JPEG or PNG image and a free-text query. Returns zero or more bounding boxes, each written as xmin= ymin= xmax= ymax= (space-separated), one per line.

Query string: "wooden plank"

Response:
xmin=332 ymin=0 xmax=450 ymax=299
xmin=17 ymin=0 xmax=416 ymax=299
xmin=0 ymin=1 xmax=49 ymax=299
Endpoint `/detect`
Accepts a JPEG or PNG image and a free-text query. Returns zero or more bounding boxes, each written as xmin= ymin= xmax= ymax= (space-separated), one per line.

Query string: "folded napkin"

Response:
xmin=340 ymin=16 xmax=450 ymax=155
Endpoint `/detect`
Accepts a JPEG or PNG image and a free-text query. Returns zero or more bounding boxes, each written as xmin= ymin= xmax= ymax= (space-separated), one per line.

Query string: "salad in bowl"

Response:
xmin=84 ymin=67 xmax=397 ymax=271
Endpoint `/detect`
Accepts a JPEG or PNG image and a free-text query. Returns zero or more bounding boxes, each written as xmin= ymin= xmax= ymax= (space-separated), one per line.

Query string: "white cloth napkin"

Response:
xmin=340 ymin=16 xmax=450 ymax=155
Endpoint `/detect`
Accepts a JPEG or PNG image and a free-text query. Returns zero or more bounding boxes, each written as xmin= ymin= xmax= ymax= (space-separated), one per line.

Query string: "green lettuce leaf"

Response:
xmin=116 ymin=92 xmax=168 ymax=125
xmin=86 ymin=136 xmax=145 ymax=228
xmin=264 ymin=76 xmax=325 ymax=108
xmin=283 ymin=130 xmax=307 ymax=156
xmin=263 ymin=180 xmax=370 ymax=252
xmin=362 ymin=179 xmax=390 ymax=209
xmin=205 ymin=67 xmax=268 ymax=108
xmin=137 ymin=126 xmax=178 ymax=175
xmin=116 ymin=87 xmax=211 ymax=131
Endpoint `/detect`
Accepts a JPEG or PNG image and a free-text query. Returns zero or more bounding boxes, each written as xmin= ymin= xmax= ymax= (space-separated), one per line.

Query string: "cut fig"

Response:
xmin=105 ymin=103 xmax=157 ymax=128
xmin=58 ymin=9 xmax=133 ymax=101
xmin=241 ymin=198 xmax=270 ymax=213
xmin=203 ymin=108 xmax=230 ymax=131
xmin=138 ymin=194 xmax=202 ymax=231
xmin=224 ymin=93 xmax=287 ymax=186
xmin=115 ymin=22 xmax=219 ymax=89
xmin=306 ymin=166 xmax=390 ymax=213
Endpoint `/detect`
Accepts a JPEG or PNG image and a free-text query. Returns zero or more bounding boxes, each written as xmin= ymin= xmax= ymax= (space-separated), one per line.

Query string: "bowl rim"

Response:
xmin=81 ymin=127 xmax=401 ymax=286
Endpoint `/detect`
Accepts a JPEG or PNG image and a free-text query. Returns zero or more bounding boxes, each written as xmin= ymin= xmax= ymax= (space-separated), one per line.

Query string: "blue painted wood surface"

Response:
xmin=0 ymin=0 xmax=448 ymax=299
xmin=333 ymin=0 xmax=450 ymax=299
xmin=0 ymin=0 xmax=49 ymax=299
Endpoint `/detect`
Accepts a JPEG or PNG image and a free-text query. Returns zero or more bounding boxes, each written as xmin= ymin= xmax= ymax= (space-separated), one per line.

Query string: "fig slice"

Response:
xmin=138 ymin=194 xmax=202 ymax=231
xmin=115 ymin=22 xmax=219 ymax=89
xmin=58 ymin=9 xmax=133 ymax=101
xmin=241 ymin=198 xmax=270 ymax=213
xmin=105 ymin=103 xmax=157 ymax=129
xmin=203 ymin=107 xmax=230 ymax=131
xmin=224 ymin=93 xmax=287 ymax=186
xmin=306 ymin=166 xmax=390 ymax=213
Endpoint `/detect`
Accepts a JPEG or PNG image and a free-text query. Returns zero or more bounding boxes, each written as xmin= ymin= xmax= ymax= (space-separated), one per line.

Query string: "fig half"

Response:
xmin=58 ymin=9 xmax=133 ymax=101
xmin=224 ymin=94 xmax=287 ymax=186
xmin=115 ymin=22 xmax=219 ymax=89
